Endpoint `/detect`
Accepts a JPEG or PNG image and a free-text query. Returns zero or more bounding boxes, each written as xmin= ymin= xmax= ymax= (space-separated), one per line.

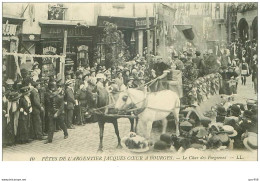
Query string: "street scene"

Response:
xmin=2 ymin=3 xmax=258 ymax=161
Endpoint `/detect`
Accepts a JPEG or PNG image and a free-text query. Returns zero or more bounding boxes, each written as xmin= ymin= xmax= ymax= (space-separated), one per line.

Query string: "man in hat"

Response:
xmin=74 ymin=72 xmax=84 ymax=126
xmin=193 ymin=51 xmax=205 ymax=77
xmin=30 ymin=81 xmax=46 ymax=140
xmin=45 ymin=82 xmax=68 ymax=144
xmin=39 ymin=77 xmax=49 ymax=135
xmin=75 ymin=83 xmax=89 ymax=125
xmin=64 ymin=80 xmax=76 ymax=129
xmin=216 ymin=105 xmax=227 ymax=122
xmin=123 ymin=68 xmax=130 ymax=85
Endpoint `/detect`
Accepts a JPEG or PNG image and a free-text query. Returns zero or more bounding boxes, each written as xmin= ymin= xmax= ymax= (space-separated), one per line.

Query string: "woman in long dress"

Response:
xmin=5 ymin=92 xmax=21 ymax=146
xmin=17 ymin=86 xmax=32 ymax=144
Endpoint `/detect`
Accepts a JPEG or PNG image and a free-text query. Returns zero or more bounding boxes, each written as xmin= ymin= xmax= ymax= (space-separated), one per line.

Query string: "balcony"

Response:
xmin=48 ymin=4 xmax=68 ymax=20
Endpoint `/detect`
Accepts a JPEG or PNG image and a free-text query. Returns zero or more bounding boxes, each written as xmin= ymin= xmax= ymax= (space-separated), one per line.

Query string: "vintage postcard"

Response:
xmin=2 ymin=2 xmax=258 ymax=161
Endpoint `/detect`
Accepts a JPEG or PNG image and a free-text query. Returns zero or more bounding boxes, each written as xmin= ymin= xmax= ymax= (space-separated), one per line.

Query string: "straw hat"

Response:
xmin=243 ymin=133 xmax=257 ymax=151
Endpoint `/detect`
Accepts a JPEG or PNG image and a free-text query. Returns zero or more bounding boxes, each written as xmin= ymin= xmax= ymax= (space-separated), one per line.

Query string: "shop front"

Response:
xmin=39 ymin=22 xmax=98 ymax=74
xmin=97 ymin=16 xmax=155 ymax=59
xmin=134 ymin=17 xmax=155 ymax=56
xmin=2 ymin=15 xmax=25 ymax=81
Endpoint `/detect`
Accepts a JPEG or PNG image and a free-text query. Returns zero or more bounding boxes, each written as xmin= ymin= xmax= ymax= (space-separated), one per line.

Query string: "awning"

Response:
xmin=3 ymin=15 xmax=26 ymax=24
xmin=39 ymin=20 xmax=96 ymax=27
xmin=174 ymin=25 xmax=195 ymax=41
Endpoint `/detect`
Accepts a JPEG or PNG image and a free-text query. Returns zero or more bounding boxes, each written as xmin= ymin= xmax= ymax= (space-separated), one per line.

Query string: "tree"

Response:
xmin=102 ymin=21 xmax=130 ymax=68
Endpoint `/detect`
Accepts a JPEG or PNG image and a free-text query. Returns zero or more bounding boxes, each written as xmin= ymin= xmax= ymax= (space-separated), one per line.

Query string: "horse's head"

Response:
xmin=85 ymin=89 xmax=98 ymax=108
xmin=114 ymin=90 xmax=133 ymax=111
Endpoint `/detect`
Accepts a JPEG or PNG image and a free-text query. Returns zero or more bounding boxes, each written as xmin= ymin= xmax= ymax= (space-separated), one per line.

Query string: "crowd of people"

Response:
xmin=153 ymin=98 xmax=258 ymax=152
xmin=2 ymin=38 xmax=258 ymax=149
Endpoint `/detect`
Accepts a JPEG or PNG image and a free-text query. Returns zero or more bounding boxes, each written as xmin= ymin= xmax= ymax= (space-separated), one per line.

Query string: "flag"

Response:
xmin=182 ymin=28 xmax=195 ymax=41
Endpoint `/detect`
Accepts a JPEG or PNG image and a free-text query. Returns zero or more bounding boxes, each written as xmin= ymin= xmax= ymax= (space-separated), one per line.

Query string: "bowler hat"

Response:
xmin=216 ymin=106 xmax=227 ymax=116
xmin=76 ymin=70 xmax=82 ymax=77
xmin=243 ymin=110 xmax=253 ymax=119
xmin=153 ymin=140 xmax=169 ymax=150
xmin=48 ymin=81 xmax=57 ymax=90
xmin=187 ymin=52 xmax=192 ymax=57
xmin=160 ymin=134 xmax=172 ymax=148
xmin=230 ymin=105 xmax=241 ymax=116
xmin=195 ymin=51 xmax=201 ymax=56
xmin=200 ymin=118 xmax=212 ymax=128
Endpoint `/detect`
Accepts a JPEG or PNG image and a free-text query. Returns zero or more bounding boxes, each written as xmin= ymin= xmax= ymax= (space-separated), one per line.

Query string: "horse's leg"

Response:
xmin=162 ymin=118 xmax=168 ymax=134
xmin=172 ymin=108 xmax=180 ymax=137
xmin=98 ymin=121 xmax=104 ymax=152
xmin=146 ymin=121 xmax=153 ymax=141
xmin=129 ymin=118 xmax=134 ymax=132
xmin=135 ymin=118 xmax=138 ymax=133
xmin=113 ymin=120 xmax=122 ymax=149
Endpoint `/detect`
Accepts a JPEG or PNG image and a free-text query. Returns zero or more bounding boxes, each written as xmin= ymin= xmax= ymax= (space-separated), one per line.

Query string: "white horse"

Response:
xmin=115 ymin=88 xmax=180 ymax=140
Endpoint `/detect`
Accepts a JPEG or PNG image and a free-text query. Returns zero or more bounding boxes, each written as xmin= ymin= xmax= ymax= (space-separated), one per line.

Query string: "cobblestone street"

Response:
xmin=3 ymin=76 xmax=257 ymax=161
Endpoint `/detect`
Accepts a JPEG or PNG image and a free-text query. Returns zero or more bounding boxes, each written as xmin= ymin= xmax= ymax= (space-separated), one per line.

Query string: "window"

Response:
xmin=48 ymin=4 xmax=68 ymax=20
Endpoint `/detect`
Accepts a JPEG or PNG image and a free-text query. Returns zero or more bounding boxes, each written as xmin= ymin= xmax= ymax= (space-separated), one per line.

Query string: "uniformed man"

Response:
xmin=45 ymin=81 xmax=68 ymax=144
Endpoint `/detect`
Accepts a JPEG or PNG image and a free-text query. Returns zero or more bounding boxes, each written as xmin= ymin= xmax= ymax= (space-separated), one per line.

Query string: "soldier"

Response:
xmin=45 ymin=82 xmax=68 ymax=144
xmin=64 ymin=80 xmax=76 ymax=129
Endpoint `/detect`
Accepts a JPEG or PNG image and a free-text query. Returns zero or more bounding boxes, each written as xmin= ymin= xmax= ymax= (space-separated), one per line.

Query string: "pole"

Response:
xmin=146 ymin=8 xmax=150 ymax=60
xmin=153 ymin=3 xmax=157 ymax=55
xmin=162 ymin=6 xmax=166 ymax=58
xmin=61 ymin=30 xmax=67 ymax=83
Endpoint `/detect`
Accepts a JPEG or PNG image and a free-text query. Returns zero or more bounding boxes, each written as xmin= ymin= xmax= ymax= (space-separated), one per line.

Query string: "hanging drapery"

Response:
xmin=2 ymin=52 xmax=66 ymax=81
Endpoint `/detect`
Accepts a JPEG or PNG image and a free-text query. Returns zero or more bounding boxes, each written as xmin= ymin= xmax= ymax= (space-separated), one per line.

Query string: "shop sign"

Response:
xmin=43 ymin=46 xmax=57 ymax=55
xmin=135 ymin=17 xmax=154 ymax=30
xmin=2 ymin=24 xmax=17 ymax=36
xmin=78 ymin=45 xmax=88 ymax=52
xmin=21 ymin=34 xmax=40 ymax=41
xmin=41 ymin=26 xmax=91 ymax=38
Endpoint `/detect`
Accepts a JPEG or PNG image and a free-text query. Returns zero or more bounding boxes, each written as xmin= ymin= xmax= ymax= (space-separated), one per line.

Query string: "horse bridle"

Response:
xmin=120 ymin=89 xmax=148 ymax=114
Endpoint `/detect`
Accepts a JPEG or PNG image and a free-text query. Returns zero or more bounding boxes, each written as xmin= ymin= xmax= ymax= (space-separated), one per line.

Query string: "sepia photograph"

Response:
xmin=1 ymin=2 xmax=258 ymax=161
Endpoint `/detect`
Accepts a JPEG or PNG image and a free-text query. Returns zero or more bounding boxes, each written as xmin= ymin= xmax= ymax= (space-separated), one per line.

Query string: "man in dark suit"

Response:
xmin=192 ymin=51 xmax=205 ymax=77
xmin=65 ymin=80 xmax=76 ymax=129
xmin=30 ymin=81 xmax=46 ymax=140
xmin=45 ymin=82 xmax=68 ymax=144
